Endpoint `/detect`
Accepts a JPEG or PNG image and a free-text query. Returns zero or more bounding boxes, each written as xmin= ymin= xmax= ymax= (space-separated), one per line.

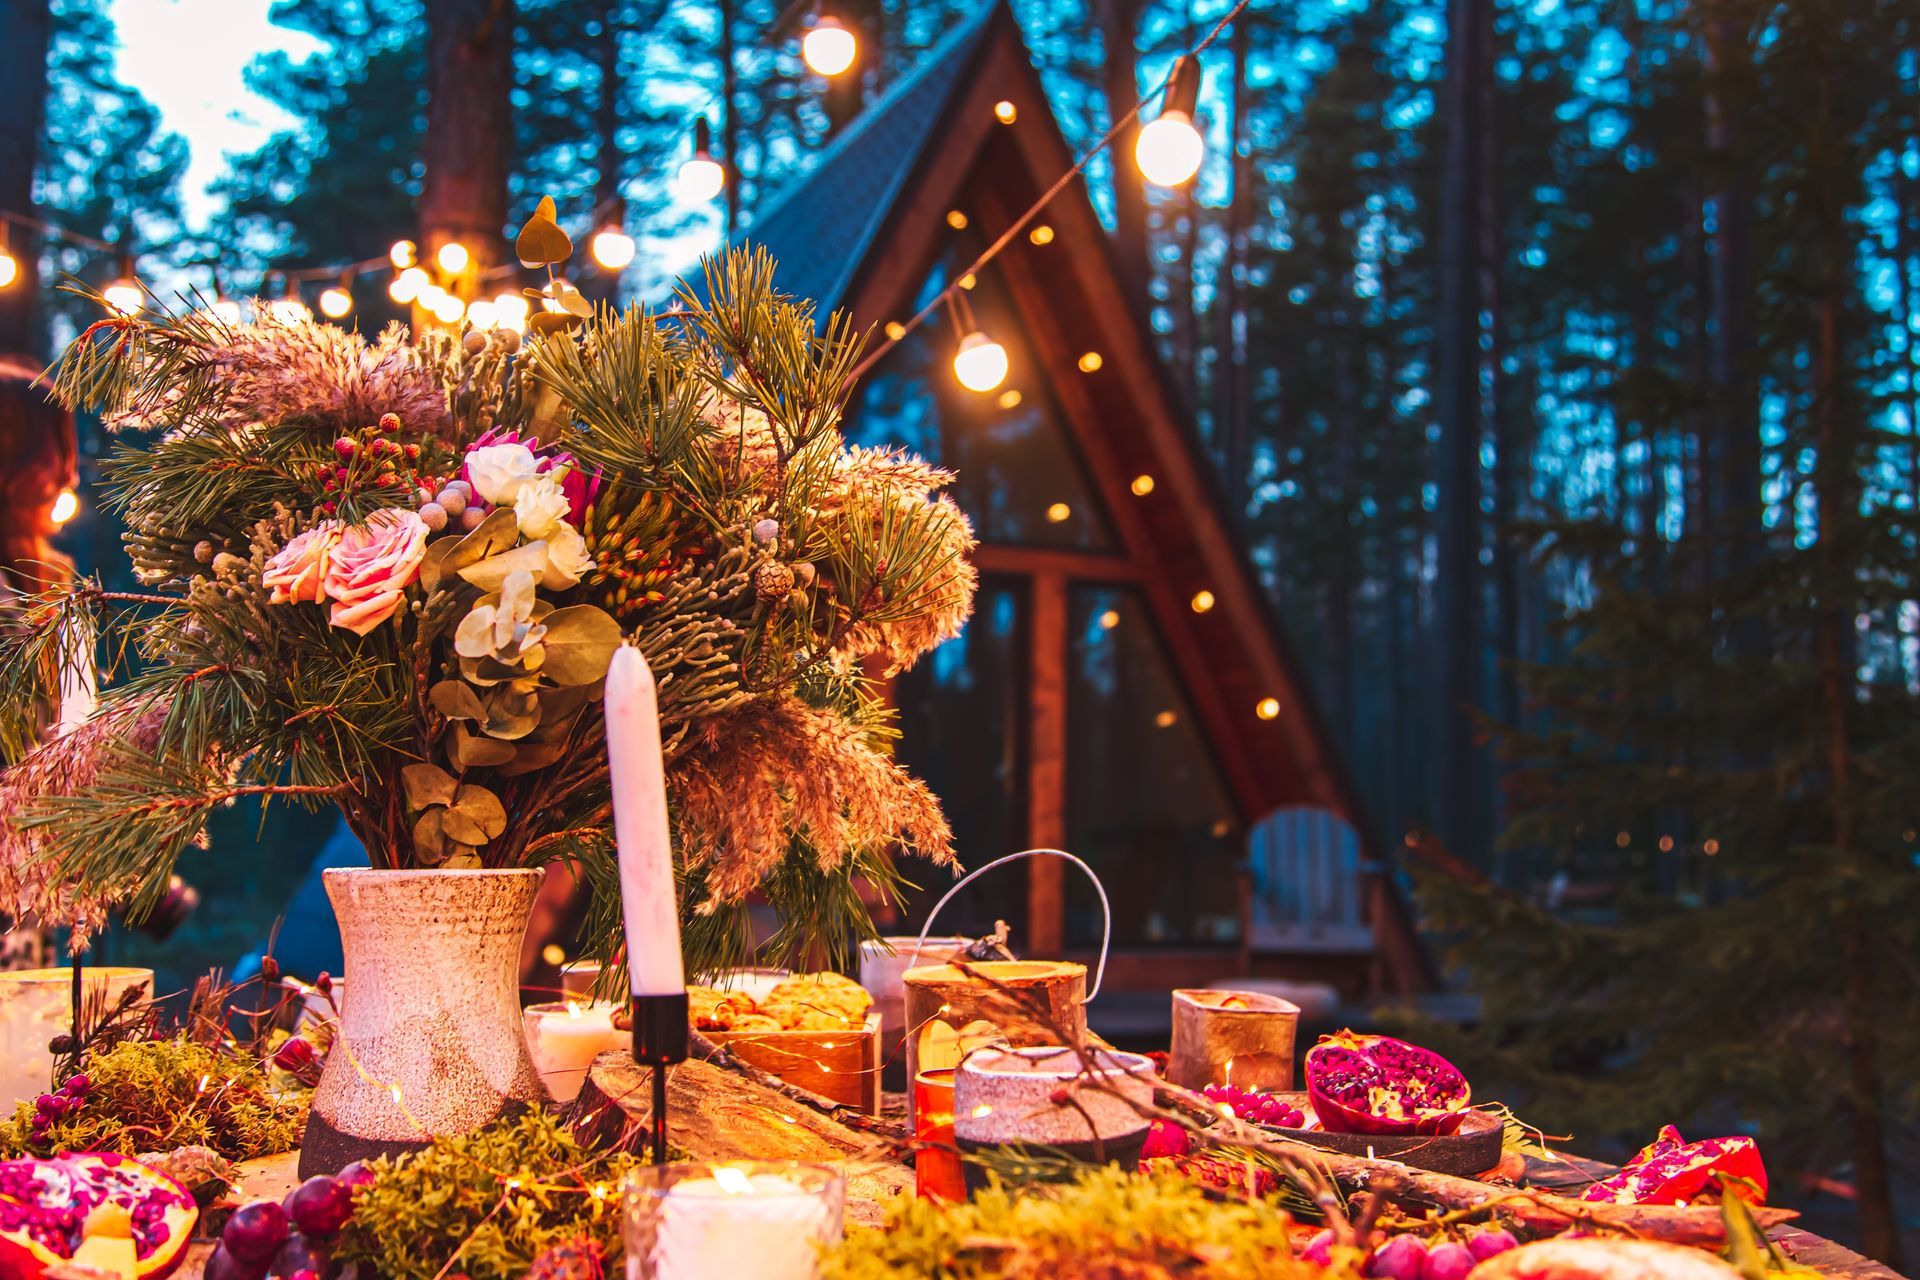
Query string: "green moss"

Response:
xmin=0 ymin=1038 xmax=305 ymax=1161
xmin=822 ymin=1165 xmax=1345 ymax=1280
xmin=335 ymin=1111 xmax=638 ymax=1280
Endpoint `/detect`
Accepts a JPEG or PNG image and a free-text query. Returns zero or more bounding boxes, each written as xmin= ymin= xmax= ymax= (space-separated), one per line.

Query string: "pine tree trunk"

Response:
xmin=0 ymin=0 xmax=51 ymax=355
xmin=1435 ymin=0 xmax=1488 ymax=859
xmin=1222 ymin=14 xmax=1254 ymax=525
xmin=1098 ymin=0 xmax=1149 ymax=300
xmin=420 ymin=0 xmax=513 ymax=296
xmin=1479 ymin=0 xmax=1517 ymax=750
xmin=584 ymin=0 xmax=624 ymax=305
xmin=720 ymin=0 xmax=740 ymax=236
xmin=1807 ymin=53 xmax=1902 ymax=1267
xmin=1701 ymin=1 xmax=1759 ymax=565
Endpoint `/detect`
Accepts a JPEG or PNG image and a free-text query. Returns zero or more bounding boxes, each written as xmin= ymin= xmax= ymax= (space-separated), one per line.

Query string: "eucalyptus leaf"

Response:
xmin=444 ymin=508 xmax=521 ymax=575
xmin=448 ymin=720 xmax=518 ymax=769
xmin=530 ymin=310 xmax=581 ymax=336
xmin=516 ymin=197 xmax=573 ymax=268
xmin=413 ymin=808 xmax=448 ymax=864
xmin=419 ymin=536 xmax=461 ymax=595
xmin=538 ymin=606 xmax=623 ymax=685
xmin=459 ymin=543 xmax=552 ymax=593
xmin=496 ymin=739 xmax=570 ymax=777
xmin=482 ymin=687 xmax=542 ymax=740
xmin=454 ymin=605 xmax=503 ymax=659
xmin=444 ymin=784 xmax=507 ymax=842
xmin=401 ymin=762 xmax=458 ymax=810
xmin=428 ymin=679 xmax=487 ymax=722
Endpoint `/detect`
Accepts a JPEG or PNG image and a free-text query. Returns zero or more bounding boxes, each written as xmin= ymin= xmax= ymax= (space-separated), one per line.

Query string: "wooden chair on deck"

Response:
xmin=1243 ymin=806 xmax=1376 ymax=960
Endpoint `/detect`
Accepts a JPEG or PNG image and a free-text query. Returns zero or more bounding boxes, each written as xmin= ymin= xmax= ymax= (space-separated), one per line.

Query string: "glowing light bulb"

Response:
xmin=1155 ymin=709 xmax=1178 ymax=728
xmin=431 ymin=292 xmax=466 ymax=324
xmin=436 ymin=241 xmax=470 ymax=274
xmin=1099 ymin=609 xmax=1120 ymax=630
xmin=493 ymin=293 xmax=530 ymax=332
xmin=269 ymin=298 xmax=312 ymax=324
xmin=802 ymin=16 xmax=857 ymax=76
xmin=0 ymin=251 xmax=17 ymax=289
xmin=952 ymin=331 xmax=1008 ymax=392
xmin=997 ymin=388 xmax=1022 ymax=409
xmin=1078 ymin=350 xmax=1103 ymax=372
xmin=1131 ymin=474 xmax=1155 ymax=496
xmin=103 ymin=278 xmax=143 ymax=316
xmin=50 ymin=489 xmax=79 ymax=526
xmin=1029 ymin=224 xmax=1054 ymax=245
xmin=1137 ymin=54 xmax=1206 ymax=187
xmin=678 ymin=154 xmax=726 ymax=204
xmin=466 ymin=299 xmax=498 ymax=330
xmin=1136 ymin=112 xmax=1205 ymax=187
xmin=390 ymin=267 xmax=428 ymax=304
xmin=419 ymin=283 xmax=449 ymax=310
xmin=994 ymin=100 xmax=1017 ymax=124
xmin=946 ymin=209 xmax=969 ymax=230
xmin=591 ymin=227 xmax=636 ymax=270
xmin=1190 ymin=590 xmax=1215 ymax=613
xmin=884 ymin=321 xmax=906 ymax=340
xmin=319 ymin=286 xmax=353 ymax=319
xmin=390 ymin=239 xmax=417 ymax=269
xmin=1256 ymin=697 xmax=1281 ymax=720
xmin=1046 ymin=502 xmax=1071 ymax=523
xmin=211 ymin=299 xmax=242 ymax=326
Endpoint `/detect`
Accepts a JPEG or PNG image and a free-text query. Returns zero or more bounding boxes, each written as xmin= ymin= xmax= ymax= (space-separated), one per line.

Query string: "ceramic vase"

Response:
xmin=298 ymin=867 xmax=546 ymax=1175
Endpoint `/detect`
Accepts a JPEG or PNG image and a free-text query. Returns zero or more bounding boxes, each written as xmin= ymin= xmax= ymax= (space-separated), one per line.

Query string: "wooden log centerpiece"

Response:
xmin=1167 ymin=987 xmax=1301 ymax=1092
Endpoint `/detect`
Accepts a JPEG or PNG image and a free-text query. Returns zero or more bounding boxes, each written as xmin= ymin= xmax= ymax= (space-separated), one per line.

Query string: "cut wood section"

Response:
xmin=703 ymin=1010 xmax=882 ymax=1114
xmin=575 ymin=1052 xmax=911 ymax=1227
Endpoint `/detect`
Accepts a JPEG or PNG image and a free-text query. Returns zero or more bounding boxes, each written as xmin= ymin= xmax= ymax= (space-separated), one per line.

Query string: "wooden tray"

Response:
xmin=704 ymin=1009 xmax=882 ymax=1114
xmin=1263 ymin=1092 xmax=1505 ymax=1176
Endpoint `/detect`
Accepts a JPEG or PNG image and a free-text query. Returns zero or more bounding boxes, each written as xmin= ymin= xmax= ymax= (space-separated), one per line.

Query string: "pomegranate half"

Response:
xmin=0 ymin=1152 xmax=198 ymax=1280
xmin=1304 ymin=1030 xmax=1471 ymax=1135
xmin=1579 ymin=1125 xmax=1768 ymax=1206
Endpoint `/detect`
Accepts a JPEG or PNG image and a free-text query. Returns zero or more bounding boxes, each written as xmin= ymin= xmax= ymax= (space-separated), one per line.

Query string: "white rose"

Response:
xmin=538 ymin=523 xmax=595 ymax=589
xmin=463 ymin=443 xmax=541 ymax=505
xmin=511 ymin=472 xmax=572 ymax=540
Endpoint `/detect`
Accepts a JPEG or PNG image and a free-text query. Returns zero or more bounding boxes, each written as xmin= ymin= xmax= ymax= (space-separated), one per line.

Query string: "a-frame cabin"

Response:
xmin=740 ymin=2 xmax=1431 ymax=1000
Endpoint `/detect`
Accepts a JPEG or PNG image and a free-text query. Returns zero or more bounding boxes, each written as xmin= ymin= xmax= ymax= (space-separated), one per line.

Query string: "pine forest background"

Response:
xmin=1 ymin=0 xmax=1918 ymax=1264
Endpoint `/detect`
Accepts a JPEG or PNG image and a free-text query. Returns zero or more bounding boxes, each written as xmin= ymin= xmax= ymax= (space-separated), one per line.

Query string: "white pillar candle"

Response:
xmin=605 ymin=644 xmax=685 ymax=997
xmin=524 ymin=1001 xmax=627 ymax=1103
xmin=648 ymin=1168 xmax=839 ymax=1280
xmin=54 ymin=615 xmax=96 ymax=737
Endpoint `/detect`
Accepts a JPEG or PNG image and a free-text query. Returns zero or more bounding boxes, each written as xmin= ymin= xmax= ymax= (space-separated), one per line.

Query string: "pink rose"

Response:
xmin=263 ymin=523 xmax=344 ymax=604
xmin=323 ymin=509 xmax=430 ymax=635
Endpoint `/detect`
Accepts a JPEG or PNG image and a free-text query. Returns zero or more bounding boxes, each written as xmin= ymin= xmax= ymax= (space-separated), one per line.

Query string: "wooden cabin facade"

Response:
xmin=740 ymin=3 xmax=1430 ymax=998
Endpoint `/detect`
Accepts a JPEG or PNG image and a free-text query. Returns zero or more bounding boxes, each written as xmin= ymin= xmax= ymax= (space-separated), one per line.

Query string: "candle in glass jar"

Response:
xmin=604 ymin=644 xmax=685 ymax=997
xmin=650 ymin=1167 xmax=837 ymax=1280
xmin=523 ymin=1001 xmax=627 ymax=1103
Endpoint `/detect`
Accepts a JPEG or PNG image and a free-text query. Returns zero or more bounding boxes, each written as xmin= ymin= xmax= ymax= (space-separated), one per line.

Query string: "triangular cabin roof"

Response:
xmin=740 ymin=2 xmax=1432 ymax=995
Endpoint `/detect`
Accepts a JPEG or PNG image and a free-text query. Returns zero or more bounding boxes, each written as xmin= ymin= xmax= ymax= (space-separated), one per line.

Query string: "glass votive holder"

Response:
xmin=0 ymin=968 xmax=153 ymax=1109
xmin=523 ymin=1000 xmax=628 ymax=1103
xmin=623 ymin=1161 xmax=844 ymax=1280
xmin=912 ymin=1067 xmax=965 ymax=1202
xmin=559 ymin=960 xmax=604 ymax=1000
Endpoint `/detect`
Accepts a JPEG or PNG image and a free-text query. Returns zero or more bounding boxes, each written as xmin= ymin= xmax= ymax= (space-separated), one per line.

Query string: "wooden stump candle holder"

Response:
xmin=901 ymin=959 xmax=1087 ymax=1121
xmin=1167 ymin=987 xmax=1301 ymax=1093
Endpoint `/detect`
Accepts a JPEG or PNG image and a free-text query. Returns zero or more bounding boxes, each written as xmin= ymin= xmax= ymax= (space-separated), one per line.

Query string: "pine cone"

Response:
xmin=753 ymin=560 xmax=796 ymax=605
xmin=525 ymin=1237 xmax=604 ymax=1280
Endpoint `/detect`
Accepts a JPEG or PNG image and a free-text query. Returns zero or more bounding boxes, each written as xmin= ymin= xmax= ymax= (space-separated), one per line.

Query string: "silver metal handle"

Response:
xmin=911 ymin=847 xmax=1111 ymax=1003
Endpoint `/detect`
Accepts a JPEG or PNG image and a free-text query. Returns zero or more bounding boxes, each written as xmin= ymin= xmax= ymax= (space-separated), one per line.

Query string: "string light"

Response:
xmin=390 ymin=267 xmax=428 ymax=304
xmin=210 ymin=297 xmax=242 ymax=327
xmin=802 ymin=15 xmax=857 ymax=77
xmin=1135 ymin=54 xmax=1205 ymax=187
xmin=1154 ymin=709 xmax=1179 ymax=728
xmin=435 ymin=241 xmax=471 ymax=274
xmin=103 ymin=255 xmax=143 ymax=316
xmin=50 ymin=489 xmax=79 ymax=526
xmin=952 ymin=332 xmax=1008 ymax=393
xmin=1029 ymin=224 xmax=1054 ymax=245
xmin=996 ymin=388 xmax=1022 ymax=409
xmin=1255 ymin=697 xmax=1281 ymax=720
xmin=678 ymin=118 xmax=726 ymax=204
xmin=390 ymin=239 xmax=417 ymax=269
xmin=0 ymin=225 xmax=16 ymax=289
xmin=591 ymin=225 xmax=636 ymax=270
xmin=994 ymin=101 xmax=1017 ymax=124
xmin=1045 ymin=502 xmax=1071 ymax=523
xmin=493 ymin=293 xmax=530 ymax=332
xmin=319 ymin=279 xmax=353 ymax=319
xmin=430 ymin=292 xmax=466 ymax=324
xmin=466 ymin=299 xmax=499 ymax=330
xmin=1131 ymin=474 xmax=1156 ymax=495
xmin=884 ymin=321 xmax=906 ymax=340
xmin=1190 ymin=590 xmax=1215 ymax=613
xmin=946 ymin=210 xmax=969 ymax=230
xmin=1099 ymin=609 xmax=1120 ymax=629
xmin=1077 ymin=351 xmax=1103 ymax=372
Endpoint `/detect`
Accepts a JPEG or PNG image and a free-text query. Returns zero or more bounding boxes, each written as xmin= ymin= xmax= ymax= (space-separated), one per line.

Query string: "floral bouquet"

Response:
xmin=0 ymin=213 xmax=974 ymax=980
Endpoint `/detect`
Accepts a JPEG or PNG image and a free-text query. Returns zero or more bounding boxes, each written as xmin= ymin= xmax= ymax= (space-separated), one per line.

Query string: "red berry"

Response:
xmin=272 ymin=1038 xmax=315 ymax=1071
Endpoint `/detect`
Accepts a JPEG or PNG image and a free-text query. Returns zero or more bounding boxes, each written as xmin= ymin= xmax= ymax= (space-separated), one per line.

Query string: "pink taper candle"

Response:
xmin=605 ymin=644 xmax=686 ymax=997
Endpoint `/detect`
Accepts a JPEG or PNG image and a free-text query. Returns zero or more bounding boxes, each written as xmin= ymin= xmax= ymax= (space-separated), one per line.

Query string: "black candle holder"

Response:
xmin=629 ymin=992 xmax=689 ymax=1166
